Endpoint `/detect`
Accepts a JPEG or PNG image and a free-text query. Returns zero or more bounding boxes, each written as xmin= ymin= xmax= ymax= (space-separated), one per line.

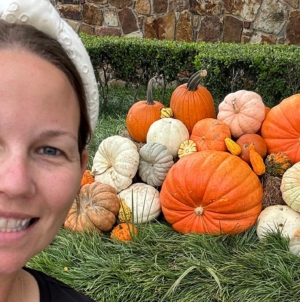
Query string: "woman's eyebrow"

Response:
xmin=38 ymin=130 xmax=78 ymax=142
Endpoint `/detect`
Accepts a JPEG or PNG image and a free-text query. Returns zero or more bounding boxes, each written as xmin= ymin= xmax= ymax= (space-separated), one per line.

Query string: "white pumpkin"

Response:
xmin=281 ymin=162 xmax=300 ymax=213
xmin=289 ymin=229 xmax=300 ymax=256
xmin=256 ymin=205 xmax=300 ymax=240
xmin=146 ymin=118 xmax=189 ymax=158
xmin=138 ymin=142 xmax=174 ymax=187
xmin=92 ymin=135 xmax=139 ymax=193
xmin=118 ymin=183 xmax=161 ymax=223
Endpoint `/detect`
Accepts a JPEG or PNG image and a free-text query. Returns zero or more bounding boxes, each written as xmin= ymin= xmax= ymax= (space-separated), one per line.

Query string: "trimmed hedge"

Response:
xmin=81 ymin=34 xmax=197 ymax=85
xmin=81 ymin=34 xmax=300 ymax=107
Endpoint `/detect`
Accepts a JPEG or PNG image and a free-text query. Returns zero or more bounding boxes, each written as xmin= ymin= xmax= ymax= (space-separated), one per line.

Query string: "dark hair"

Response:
xmin=0 ymin=19 xmax=92 ymax=155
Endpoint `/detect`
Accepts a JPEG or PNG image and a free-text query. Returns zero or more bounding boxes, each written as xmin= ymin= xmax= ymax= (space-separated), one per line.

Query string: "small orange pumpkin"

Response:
xmin=110 ymin=223 xmax=138 ymax=242
xmin=126 ymin=76 xmax=165 ymax=143
xmin=80 ymin=170 xmax=95 ymax=188
xmin=170 ymin=70 xmax=216 ymax=134
xmin=236 ymin=133 xmax=267 ymax=164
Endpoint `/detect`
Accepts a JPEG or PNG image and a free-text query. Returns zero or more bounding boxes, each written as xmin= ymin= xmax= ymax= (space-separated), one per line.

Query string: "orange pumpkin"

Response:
xmin=80 ymin=170 xmax=95 ymax=188
xmin=110 ymin=223 xmax=138 ymax=242
xmin=261 ymin=94 xmax=300 ymax=164
xmin=236 ymin=133 xmax=267 ymax=164
xmin=170 ymin=70 xmax=216 ymax=134
xmin=190 ymin=118 xmax=231 ymax=152
xmin=217 ymin=90 xmax=265 ymax=138
xmin=126 ymin=76 xmax=165 ymax=143
xmin=256 ymin=106 xmax=271 ymax=135
xmin=264 ymin=106 xmax=271 ymax=117
xmin=160 ymin=150 xmax=263 ymax=235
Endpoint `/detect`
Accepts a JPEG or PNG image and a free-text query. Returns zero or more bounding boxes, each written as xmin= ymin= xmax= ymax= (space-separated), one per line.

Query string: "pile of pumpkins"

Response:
xmin=64 ymin=70 xmax=300 ymax=250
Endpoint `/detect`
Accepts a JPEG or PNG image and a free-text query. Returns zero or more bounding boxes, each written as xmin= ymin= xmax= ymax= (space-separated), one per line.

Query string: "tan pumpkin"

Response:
xmin=217 ymin=90 xmax=266 ymax=138
xmin=280 ymin=162 xmax=300 ymax=213
xmin=190 ymin=118 xmax=231 ymax=152
xmin=118 ymin=183 xmax=161 ymax=223
xmin=146 ymin=118 xmax=189 ymax=158
xmin=64 ymin=182 xmax=120 ymax=233
xmin=92 ymin=135 xmax=139 ymax=193
xmin=138 ymin=142 xmax=174 ymax=187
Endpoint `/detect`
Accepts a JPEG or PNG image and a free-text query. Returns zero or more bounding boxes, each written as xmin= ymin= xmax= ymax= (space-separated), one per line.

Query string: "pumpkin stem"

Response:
xmin=231 ymin=98 xmax=240 ymax=113
xmin=194 ymin=206 xmax=204 ymax=216
xmin=187 ymin=70 xmax=207 ymax=91
xmin=146 ymin=76 xmax=158 ymax=105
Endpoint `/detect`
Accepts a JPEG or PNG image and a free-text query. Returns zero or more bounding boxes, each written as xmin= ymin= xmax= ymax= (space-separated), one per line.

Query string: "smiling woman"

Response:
xmin=0 ymin=1 xmax=98 ymax=302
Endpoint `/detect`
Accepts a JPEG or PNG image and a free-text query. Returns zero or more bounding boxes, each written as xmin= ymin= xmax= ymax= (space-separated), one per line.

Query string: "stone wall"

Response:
xmin=51 ymin=0 xmax=300 ymax=45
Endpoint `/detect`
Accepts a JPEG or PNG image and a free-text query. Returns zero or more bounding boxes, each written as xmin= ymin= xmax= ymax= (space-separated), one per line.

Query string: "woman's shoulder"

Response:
xmin=24 ymin=267 xmax=95 ymax=302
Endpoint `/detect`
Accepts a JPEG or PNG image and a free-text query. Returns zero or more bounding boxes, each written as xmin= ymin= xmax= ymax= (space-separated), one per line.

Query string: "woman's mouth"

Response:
xmin=0 ymin=218 xmax=35 ymax=232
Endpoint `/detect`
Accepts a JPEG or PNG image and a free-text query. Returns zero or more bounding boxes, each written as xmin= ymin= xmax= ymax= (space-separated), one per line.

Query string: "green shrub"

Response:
xmin=82 ymin=34 xmax=300 ymax=108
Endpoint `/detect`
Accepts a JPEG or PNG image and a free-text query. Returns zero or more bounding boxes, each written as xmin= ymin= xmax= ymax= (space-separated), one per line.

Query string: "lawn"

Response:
xmin=28 ymin=86 xmax=300 ymax=302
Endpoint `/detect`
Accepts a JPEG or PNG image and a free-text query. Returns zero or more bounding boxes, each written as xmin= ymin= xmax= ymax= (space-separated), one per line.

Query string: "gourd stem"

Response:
xmin=187 ymin=70 xmax=207 ymax=91
xmin=146 ymin=76 xmax=157 ymax=105
xmin=231 ymin=98 xmax=240 ymax=113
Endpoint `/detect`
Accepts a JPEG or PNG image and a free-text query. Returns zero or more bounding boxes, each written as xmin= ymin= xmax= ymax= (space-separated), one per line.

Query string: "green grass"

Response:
xmin=28 ymin=86 xmax=300 ymax=302
xmin=28 ymin=223 xmax=300 ymax=302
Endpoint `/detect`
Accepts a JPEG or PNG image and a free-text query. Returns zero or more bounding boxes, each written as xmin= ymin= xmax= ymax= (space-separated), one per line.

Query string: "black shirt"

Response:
xmin=24 ymin=267 xmax=95 ymax=302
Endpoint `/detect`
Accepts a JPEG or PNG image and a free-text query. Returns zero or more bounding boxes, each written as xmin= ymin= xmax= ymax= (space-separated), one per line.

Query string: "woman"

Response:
xmin=0 ymin=1 xmax=99 ymax=301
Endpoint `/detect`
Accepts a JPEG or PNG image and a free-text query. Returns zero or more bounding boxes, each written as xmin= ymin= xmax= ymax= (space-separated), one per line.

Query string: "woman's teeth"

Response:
xmin=0 ymin=218 xmax=31 ymax=232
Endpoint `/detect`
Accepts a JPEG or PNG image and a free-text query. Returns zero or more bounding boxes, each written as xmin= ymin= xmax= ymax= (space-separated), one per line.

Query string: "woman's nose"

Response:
xmin=0 ymin=152 xmax=36 ymax=199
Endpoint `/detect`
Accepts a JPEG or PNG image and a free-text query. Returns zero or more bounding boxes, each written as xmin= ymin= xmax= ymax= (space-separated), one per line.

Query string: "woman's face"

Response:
xmin=0 ymin=49 xmax=87 ymax=274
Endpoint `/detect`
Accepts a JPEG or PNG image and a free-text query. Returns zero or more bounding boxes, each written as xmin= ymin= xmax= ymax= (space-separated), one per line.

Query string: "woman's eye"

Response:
xmin=39 ymin=146 xmax=61 ymax=156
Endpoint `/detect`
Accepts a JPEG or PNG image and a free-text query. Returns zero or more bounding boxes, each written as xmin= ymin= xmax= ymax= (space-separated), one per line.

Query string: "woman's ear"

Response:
xmin=80 ymin=149 xmax=89 ymax=175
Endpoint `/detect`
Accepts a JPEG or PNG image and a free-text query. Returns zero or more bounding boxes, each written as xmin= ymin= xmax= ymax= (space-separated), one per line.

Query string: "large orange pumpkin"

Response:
xmin=170 ymin=70 xmax=216 ymax=134
xmin=236 ymin=133 xmax=267 ymax=164
xmin=261 ymin=94 xmax=300 ymax=164
xmin=126 ymin=76 xmax=165 ymax=143
xmin=160 ymin=150 xmax=263 ymax=235
xmin=190 ymin=118 xmax=231 ymax=152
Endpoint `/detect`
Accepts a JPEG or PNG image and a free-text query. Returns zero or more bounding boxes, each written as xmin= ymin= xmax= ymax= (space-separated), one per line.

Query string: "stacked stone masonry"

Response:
xmin=51 ymin=0 xmax=300 ymax=45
